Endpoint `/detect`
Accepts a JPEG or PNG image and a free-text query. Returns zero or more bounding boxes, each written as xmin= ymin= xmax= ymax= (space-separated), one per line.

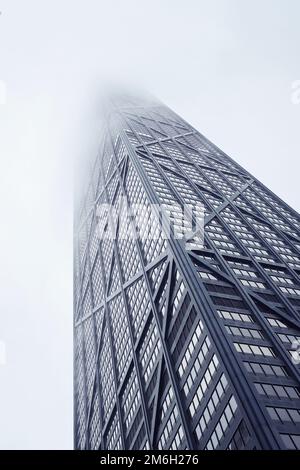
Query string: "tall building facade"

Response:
xmin=74 ymin=92 xmax=300 ymax=450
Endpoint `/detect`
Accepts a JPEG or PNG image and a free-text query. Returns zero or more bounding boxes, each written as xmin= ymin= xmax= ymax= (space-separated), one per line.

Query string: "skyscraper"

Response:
xmin=74 ymin=92 xmax=300 ymax=450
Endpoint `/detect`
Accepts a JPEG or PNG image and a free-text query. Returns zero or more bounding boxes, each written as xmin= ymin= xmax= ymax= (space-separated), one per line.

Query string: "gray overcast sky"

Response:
xmin=0 ymin=0 xmax=299 ymax=449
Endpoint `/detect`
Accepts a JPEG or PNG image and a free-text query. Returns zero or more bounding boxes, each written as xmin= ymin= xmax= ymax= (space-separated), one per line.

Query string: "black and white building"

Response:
xmin=74 ymin=92 xmax=300 ymax=450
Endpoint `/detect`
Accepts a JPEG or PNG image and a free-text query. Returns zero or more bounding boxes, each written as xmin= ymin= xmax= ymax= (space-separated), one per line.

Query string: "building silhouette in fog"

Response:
xmin=74 ymin=92 xmax=300 ymax=450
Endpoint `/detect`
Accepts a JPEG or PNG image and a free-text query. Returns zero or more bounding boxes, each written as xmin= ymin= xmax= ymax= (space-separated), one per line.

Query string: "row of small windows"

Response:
xmin=88 ymin=393 xmax=102 ymax=450
xmin=244 ymin=361 xmax=287 ymax=377
xmin=247 ymin=247 xmax=270 ymax=259
xmin=264 ymin=269 xmax=300 ymax=294
xmin=125 ymin=391 xmax=140 ymax=431
xmin=249 ymin=217 xmax=298 ymax=259
xmin=83 ymin=319 xmax=96 ymax=405
xmin=252 ymin=254 xmax=274 ymax=263
xmin=253 ymin=183 xmax=300 ymax=230
xmin=188 ymin=355 xmax=219 ymax=415
xmin=101 ymin=236 xmax=114 ymax=276
xmin=201 ymin=168 xmax=235 ymax=198
xmin=205 ymin=396 xmax=238 ymax=450
xmin=242 ymin=239 xmax=263 ymax=249
xmin=237 ymin=229 xmax=261 ymax=245
xmin=121 ymin=371 xmax=141 ymax=432
xmin=171 ymin=280 xmax=186 ymax=316
xmin=267 ymin=317 xmax=287 ymax=328
xmin=182 ymin=336 xmax=211 ymax=395
xmin=106 ymin=414 xmax=122 ymax=450
xmin=161 ymin=386 xmax=175 ymax=422
xmin=198 ymin=271 xmax=218 ymax=280
xmin=254 ymin=382 xmax=299 ymax=400
xmin=207 ymin=223 xmax=223 ymax=233
xmin=99 ymin=328 xmax=115 ymax=422
xmin=122 ymin=371 xmax=138 ymax=416
xmin=221 ymin=209 xmax=275 ymax=264
xmin=118 ymin=223 xmax=141 ymax=282
xmin=217 ymin=309 xmax=253 ymax=323
xmin=228 ymin=224 xmax=249 ymax=233
xmin=178 ymin=320 xmax=204 ymax=378
xmin=109 ymin=295 xmax=132 ymax=385
xmin=277 ymin=333 xmax=300 ymax=345
xmin=269 ymin=274 xmax=294 ymax=284
xmin=244 ymin=189 xmax=293 ymax=233
xmin=157 ymin=406 xmax=179 ymax=450
xmin=211 ymin=232 xmax=232 ymax=241
xmin=279 ymin=286 xmax=300 ymax=296
xmin=227 ymin=420 xmax=251 ymax=450
xmin=267 ymin=406 xmax=300 ymax=424
xmin=169 ymin=425 xmax=185 ymax=450
xmin=75 ymin=331 xmax=87 ymax=449
xmin=140 ymin=322 xmax=158 ymax=370
xmin=232 ymin=267 xmax=257 ymax=278
xmin=126 ymin=278 xmax=150 ymax=340
xmin=167 ymin=172 xmax=200 ymax=206
xmin=124 ymin=166 xmax=168 ymax=262
xmin=240 ymin=279 xmax=266 ymax=289
xmin=234 ymin=342 xmax=274 ymax=357
xmin=280 ymin=253 xmax=300 ymax=267
xmin=214 ymin=240 xmax=239 ymax=252
xmin=225 ymin=325 xmax=263 ymax=340
xmin=139 ymin=322 xmax=161 ymax=384
xmin=194 ymin=374 xmax=229 ymax=440
xmin=280 ymin=433 xmax=300 ymax=450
